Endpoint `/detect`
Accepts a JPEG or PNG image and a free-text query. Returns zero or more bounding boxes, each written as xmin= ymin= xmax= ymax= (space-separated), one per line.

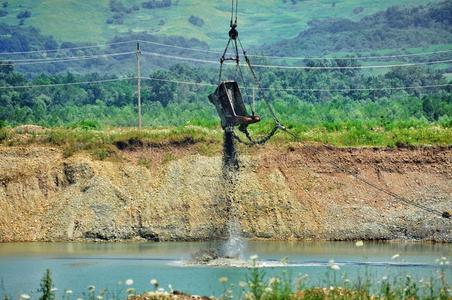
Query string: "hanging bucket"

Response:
xmin=208 ymin=80 xmax=260 ymax=128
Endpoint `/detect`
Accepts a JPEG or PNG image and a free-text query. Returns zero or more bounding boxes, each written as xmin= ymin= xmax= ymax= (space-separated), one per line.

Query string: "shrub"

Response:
xmin=188 ymin=15 xmax=204 ymax=27
xmin=141 ymin=0 xmax=172 ymax=10
xmin=38 ymin=269 xmax=55 ymax=300
xmin=72 ymin=120 xmax=101 ymax=130
xmin=16 ymin=10 xmax=31 ymax=19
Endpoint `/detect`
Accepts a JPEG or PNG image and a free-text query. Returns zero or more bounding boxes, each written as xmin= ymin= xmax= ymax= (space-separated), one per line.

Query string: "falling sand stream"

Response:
xmin=221 ymin=130 xmax=245 ymax=258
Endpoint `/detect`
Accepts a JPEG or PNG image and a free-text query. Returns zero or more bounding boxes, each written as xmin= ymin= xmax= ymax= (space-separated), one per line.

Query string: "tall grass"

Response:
xmin=0 ymin=124 xmax=450 ymax=159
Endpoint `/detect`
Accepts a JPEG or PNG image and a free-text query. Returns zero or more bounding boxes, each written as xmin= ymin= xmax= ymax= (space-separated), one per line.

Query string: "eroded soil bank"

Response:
xmin=0 ymin=143 xmax=450 ymax=242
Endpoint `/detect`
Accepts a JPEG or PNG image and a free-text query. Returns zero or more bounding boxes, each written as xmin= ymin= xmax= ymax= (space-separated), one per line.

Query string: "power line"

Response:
xmin=257 ymin=83 xmax=452 ymax=92
xmin=0 ymin=40 xmax=136 ymax=56
xmin=1 ymin=51 xmax=135 ymax=63
xmin=139 ymin=39 xmax=452 ymax=61
xmin=140 ymin=51 xmax=452 ymax=70
xmin=239 ymin=49 xmax=452 ymax=61
xmin=144 ymin=78 xmax=450 ymax=91
xmin=1 ymin=75 xmax=450 ymax=91
xmin=141 ymin=77 xmax=216 ymax=87
xmin=250 ymin=60 xmax=452 ymax=70
xmin=0 ymin=52 xmax=135 ymax=66
xmin=0 ymin=77 xmax=136 ymax=89
xmin=1 ymin=37 xmax=450 ymax=61
xmin=2 ymin=47 xmax=449 ymax=69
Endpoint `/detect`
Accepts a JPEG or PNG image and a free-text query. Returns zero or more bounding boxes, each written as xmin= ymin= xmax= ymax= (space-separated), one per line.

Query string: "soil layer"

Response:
xmin=0 ymin=144 xmax=450 ymax=242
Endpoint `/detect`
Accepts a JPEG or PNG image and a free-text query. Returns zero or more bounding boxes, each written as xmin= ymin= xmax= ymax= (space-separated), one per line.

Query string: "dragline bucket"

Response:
xmin=208 ymin=80 xmax=260 ymax=129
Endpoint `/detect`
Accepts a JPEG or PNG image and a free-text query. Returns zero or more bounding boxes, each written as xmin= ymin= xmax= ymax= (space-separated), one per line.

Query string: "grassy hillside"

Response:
xmin=264 ymin=1 xmax=452 ymax=56
xmin=0 ymin=0 xmax=441 ymax=48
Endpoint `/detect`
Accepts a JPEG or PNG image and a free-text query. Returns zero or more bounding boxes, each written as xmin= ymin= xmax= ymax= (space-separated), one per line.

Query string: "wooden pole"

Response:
xmin=252 ymin=86 xmax=256 ymax=115
xmin=136 ymin=41 xmax=142 ymax=129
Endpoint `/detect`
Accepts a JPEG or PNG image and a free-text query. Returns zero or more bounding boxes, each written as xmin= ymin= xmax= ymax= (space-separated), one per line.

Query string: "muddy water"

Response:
xmin=0 ymin=241 xmax=450 ymax=298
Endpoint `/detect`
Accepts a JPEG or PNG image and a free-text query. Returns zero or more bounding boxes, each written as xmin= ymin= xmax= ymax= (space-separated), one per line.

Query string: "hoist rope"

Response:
xmin=237 ymin=37 xmax=281 ymax=124
xmin=332 ymin=164 xmax=450 ymax=220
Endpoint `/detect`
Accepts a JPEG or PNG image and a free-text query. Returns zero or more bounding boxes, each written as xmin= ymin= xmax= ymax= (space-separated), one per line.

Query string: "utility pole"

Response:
xmin=252 ymin=86 xmax=256 ymax=115
xmin=136 ymin=41 xmax=142 ymax=129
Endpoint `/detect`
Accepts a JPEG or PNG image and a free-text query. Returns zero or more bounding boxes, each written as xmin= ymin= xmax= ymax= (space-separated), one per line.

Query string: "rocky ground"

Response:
xmin=0 ymin=142 xmax=451 ymax=243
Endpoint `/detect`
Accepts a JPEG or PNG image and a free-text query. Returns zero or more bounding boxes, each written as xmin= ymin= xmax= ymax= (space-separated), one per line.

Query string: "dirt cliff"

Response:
xmin=0 ymin=143 xmax=450 ymax=242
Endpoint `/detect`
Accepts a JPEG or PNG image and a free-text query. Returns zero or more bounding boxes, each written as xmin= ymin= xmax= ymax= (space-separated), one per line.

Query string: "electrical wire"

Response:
xmin=141 ymin=77 xmax=216 ymax=87
xmin=1 ymin=37 xmax=450 ymax=61
xmin=139 ymin=39 xmax=452 ymax=61
xmin=140 ymin=51 xmax=452 ymax=70
xmin=0 ymin=40 xmax=136 ymax=55
xmin=0 ymin=77 xmax=136 ymax=89
xmin=256 ymin=83 xmax=452 ymax=92
xmin=249 ymin=59 xmax=452 ymax=70
xmin=2 ymin=76 xmax=449 ymax=91
xmin=0 ymin=51 xmax=135 ymax=63
xmin=0 ymin=52 xmax=135 ymax=65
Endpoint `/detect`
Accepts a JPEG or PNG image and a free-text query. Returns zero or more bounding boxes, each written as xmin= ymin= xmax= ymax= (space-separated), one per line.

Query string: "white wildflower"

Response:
xmin=328 ymin=260 xmax=341 ymax=271
xmin=239 ymin=281 xmax=247 ymax=288
xmin=330 ymin=264 xmax=341 ymax=271
xmin=150 ymin=278 xmax=158 ymax=287
xmin=125 ymin=279 xmax=134 ymax=286
xmin=268 ymin=277 xmax=279 ymax=285
xmin=20 ymin=294 xmax=31 ymax=300
xmin=219 ymin=276 xmax=228 ymax=284
xmin=250 ymin=254 xmax=259 ymax=260
xmin=264 ymin=287 xmax=272 ymax=293
xmin=391 ymin=254 xmax=400 ymax=260
xmin=66 ymin=290 xmax=73 ymax=294
xmin=51 ymin=288 xmax=58 ymax=292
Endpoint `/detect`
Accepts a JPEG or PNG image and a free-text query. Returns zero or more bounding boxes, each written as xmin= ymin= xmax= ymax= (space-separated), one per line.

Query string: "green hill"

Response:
xmin=0 ymin=0 xmax=443 ymax=48
xmin=263 ymin=1 xmax=452 ymax=56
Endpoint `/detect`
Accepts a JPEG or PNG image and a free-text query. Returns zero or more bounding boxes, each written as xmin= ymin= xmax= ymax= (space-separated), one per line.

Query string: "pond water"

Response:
xmin=0 ymin=241 xmax=450 ymax=298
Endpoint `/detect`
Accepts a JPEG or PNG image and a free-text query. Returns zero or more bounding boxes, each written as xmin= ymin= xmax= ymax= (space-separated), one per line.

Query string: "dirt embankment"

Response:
xmin=0 ymin=143 xmax=450 ymax=243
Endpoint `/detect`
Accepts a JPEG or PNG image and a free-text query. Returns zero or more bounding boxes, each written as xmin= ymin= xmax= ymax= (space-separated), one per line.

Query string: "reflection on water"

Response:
xmin=0 ymin=241 xmax=450 ymax=298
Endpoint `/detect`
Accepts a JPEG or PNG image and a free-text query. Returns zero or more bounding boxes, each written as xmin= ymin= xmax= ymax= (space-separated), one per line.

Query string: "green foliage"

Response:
xmin=246 ymin=259 xmax=266 ymax=299
xmin=38 ymin=269 xmax=55 ymax=300
xmin=265 ymin=1 xmax=452 ymax=56
xmin=71 ymin=119 xmax=102 ymax=130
